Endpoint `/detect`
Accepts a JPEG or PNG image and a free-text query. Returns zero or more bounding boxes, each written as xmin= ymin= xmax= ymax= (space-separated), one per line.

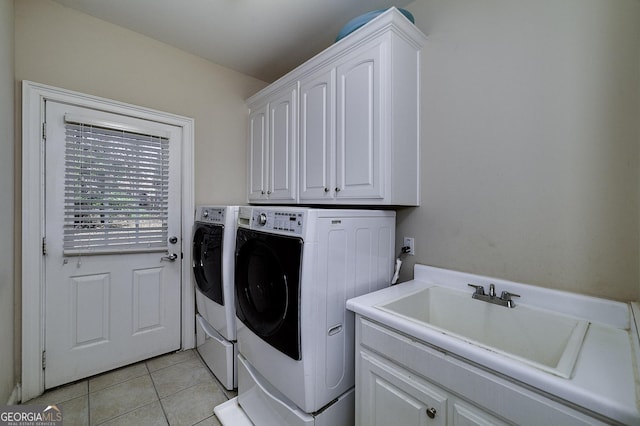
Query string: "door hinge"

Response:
xmin=42 ymin=237 xmax=47 ymax=256
xmin=42 ymin=122 xmax=46 ymax=140
xmin=41 ymin=350 xmax=46 ymax=370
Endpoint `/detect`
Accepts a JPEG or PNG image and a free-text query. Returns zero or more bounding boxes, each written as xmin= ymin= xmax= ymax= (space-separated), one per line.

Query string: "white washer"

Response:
xmin=229 ymin=206 xmax=395 ymax=425
xmin=192 ymin=206 xmax=239 ymax=390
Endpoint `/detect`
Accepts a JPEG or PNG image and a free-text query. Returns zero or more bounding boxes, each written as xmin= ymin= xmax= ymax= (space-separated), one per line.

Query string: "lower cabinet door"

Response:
xmin=451 ymin=400 xmax=510 ymax=426
xmin=358 ymin=350 xmax=447 ymax=426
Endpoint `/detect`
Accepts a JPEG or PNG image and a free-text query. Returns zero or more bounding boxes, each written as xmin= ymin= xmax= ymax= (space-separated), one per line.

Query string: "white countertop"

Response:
xmin=346 ymin=264 xmax=640 ymax=425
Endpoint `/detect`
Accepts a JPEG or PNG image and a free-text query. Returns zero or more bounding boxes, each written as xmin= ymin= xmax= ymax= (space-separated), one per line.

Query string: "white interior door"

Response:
xmin=43 ymin=100 xmax=182 ymax=389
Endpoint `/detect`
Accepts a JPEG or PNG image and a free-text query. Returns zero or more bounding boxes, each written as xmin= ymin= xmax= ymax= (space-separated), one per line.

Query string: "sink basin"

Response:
xmin=376 ymin=286 xmax=589 ymax=378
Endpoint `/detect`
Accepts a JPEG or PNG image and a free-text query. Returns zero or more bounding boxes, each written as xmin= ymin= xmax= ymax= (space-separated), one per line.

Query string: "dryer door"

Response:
xmin=235 ymin=229 xmax=303 ymax=360
xmin=193 ymin=223 xmax=224 ymax=305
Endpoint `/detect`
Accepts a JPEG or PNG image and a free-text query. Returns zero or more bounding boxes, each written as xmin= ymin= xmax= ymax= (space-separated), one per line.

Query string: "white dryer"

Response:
xmin=192 ymin=205 xmax=239 ymax=390
xmin=230 ymin=206 xmax=395 ymax=425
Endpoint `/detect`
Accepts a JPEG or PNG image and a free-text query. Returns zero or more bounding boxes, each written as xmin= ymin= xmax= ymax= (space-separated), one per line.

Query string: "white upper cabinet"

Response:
xmin=247 ymin=7 xmax=426 ymax=205
xmin=247 ymin=101 xmax=267 ymax=201
xmin=333 ymin=38 xmax=384 ymax=202
xmin=248 ymin=83 xmax=297 ymax=203
xmin=299 ymin=66 xmax=335 ymax=201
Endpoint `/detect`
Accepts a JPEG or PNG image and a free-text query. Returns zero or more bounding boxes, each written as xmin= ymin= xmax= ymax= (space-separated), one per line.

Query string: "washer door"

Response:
xmin=192 ymin=223 xmax=224 ymax=305
xmin=235 ymin=229 xmax=302 ymax=360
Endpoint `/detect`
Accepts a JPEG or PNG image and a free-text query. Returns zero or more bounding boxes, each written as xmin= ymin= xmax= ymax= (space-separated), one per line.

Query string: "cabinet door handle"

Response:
xmin=335 ymin=187 xmax=341 ymax=192
xmin=324 ymin=187 xmax=330 ymax=193
xmin=426 ymin=407 xmax=436 ymax=419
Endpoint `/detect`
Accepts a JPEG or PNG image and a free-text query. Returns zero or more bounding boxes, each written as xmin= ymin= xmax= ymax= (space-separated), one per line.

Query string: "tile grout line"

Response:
xmin=91 ymin=369 xmax=162 ymax=425
xmin=192 ymin=350 xmax=237 ymax=402
xmin=35 ymin=350 xmax=214 ymax=425
xmin=147 ymin=359 xmax=172 ymax=426
xmin=156 ymin=351 xmax=233 ymax=425
xmin=92 ymin=400 xmax=162 ymax=426
xmin=86 ymin=380 xmax=91 ymax=426
xmin=90 ymin=362 xmax=158 ymax=425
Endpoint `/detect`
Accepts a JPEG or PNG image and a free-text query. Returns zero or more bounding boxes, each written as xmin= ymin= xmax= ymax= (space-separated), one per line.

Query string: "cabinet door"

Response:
xmin=336 ymin=39 xmax=385 ymax=201
xmin=268 ymin=84 xmax=297 ymax=201
xmin=299 ymin=67 xmax=335 ymax=201
xmin=451 ymin=400 xmax=510 ymax=426
xmin=247 ymin=102 xmax=268 ymax=201
xmin=358 ymin=350 xmax=447 ymax=426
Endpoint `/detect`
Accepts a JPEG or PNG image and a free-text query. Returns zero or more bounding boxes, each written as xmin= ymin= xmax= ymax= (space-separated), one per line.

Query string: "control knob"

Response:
xmin=257 ymin=212 xmax=268 ymax=226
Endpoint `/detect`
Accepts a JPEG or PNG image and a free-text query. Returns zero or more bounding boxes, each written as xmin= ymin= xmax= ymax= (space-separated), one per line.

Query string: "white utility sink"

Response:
xmin=376 ymin=285 xmax=589 ymax=378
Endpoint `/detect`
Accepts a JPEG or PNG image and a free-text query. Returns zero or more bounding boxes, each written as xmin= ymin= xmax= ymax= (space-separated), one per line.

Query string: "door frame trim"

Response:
xmin=21 ymin=80 xmax=195 ymax=401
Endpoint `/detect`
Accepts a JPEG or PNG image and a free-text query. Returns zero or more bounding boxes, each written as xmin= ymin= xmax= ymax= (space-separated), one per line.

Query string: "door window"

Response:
xmin=63 ymin=116 xmax=169 ymax=255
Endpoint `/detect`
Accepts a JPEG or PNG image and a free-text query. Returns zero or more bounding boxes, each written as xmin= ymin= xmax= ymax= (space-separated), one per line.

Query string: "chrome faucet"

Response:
xmin=467 ymin=283 xmax=520 ymax=308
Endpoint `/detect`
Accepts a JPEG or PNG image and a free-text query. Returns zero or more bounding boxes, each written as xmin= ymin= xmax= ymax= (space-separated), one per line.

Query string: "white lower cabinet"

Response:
xmin=358 ymin=349 xmax=507 ymax=426
xmin=360 ymin=349 xmax=446 ymax=426
xmin=355 ymin=317 xmax=612 ymax=426
xmin=451 ymin=400 xmax=509 ymax=426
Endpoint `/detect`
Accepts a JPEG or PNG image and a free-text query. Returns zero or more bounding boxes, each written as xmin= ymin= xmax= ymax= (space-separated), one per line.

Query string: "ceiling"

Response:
xmin=52 ymin=0 xmax=413 ymax=83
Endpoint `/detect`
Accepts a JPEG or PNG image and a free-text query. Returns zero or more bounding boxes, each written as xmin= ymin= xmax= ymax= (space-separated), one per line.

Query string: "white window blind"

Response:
xmin=63 ymin=117 xmax=170 ymax=255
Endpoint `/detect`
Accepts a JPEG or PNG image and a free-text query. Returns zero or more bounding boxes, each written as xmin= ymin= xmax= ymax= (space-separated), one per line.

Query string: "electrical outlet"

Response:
xmin=403 ymin=237 xmax=415 ymax=256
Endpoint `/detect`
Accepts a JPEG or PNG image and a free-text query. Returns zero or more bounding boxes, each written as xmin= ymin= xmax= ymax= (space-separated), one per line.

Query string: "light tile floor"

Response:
xmin=22 ymin=350 xmax=237 ymax=426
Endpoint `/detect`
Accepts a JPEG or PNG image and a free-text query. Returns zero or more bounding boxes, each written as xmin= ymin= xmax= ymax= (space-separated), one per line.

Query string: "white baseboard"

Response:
xmin=6 ymin=383 xmax=21 ymax=405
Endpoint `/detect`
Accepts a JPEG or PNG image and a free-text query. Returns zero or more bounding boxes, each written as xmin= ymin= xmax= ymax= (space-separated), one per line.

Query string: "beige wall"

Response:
xmin=14 ymin=0 xmax=267 ymax=393
xmin=0 ymin=0 xmax=14 ymax=405
xmin=10 ymin=0 xmax=638 ymax=403
xmin=11 ymin=1 xmax=640 ymax=397
xmin=400 ymin=0 xmax=640 ymax=301
xmin=15 ymin=0 xmax=267 ymax=206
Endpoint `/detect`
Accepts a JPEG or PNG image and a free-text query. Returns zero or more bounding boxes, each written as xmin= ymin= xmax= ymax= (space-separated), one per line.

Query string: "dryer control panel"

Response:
xmin=196 ymin=206 xmax=225 ymax=224
xmin=252 ymin=210 xmax=304 ymax=235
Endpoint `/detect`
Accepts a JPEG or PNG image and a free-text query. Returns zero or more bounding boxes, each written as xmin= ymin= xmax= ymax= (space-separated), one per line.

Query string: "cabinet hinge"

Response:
xmin=42 ymin=237 xmax=47 ymax=256
xmin=42 ymin=122 xmax=46 ymax=140
xmin=41 ymin=350 xmax=46 ymax=370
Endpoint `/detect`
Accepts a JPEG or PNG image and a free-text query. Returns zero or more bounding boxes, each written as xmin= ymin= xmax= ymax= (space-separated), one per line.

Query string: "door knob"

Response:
xmin=161 ymin=253 xmax=178 ymax=262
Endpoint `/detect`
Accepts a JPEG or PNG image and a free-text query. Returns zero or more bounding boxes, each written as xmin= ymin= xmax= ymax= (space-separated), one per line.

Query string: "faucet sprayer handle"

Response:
xmin=500 ymin=291 xmax=520 ymax=300
xmin=500 ymin=291 xmax=520 ymax=308
xmin=467 ymin=284 xmax=485 ymax=295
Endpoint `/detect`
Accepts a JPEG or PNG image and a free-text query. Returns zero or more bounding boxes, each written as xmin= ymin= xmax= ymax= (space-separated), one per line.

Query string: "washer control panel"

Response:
xmin=252 ymin=210 xmax=304 ymax=235
xmin=197 ymin=207 xmax=225 ymax=224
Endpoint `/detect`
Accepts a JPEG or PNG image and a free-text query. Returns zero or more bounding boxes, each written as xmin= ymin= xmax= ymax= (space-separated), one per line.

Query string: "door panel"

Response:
xmin=70 ymin=273 xmax=110 ymax=348
xmin=44 ymin=100 xmax=182 ymax=389
xmin=132 ymin=267 xmax=164 ymax=334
